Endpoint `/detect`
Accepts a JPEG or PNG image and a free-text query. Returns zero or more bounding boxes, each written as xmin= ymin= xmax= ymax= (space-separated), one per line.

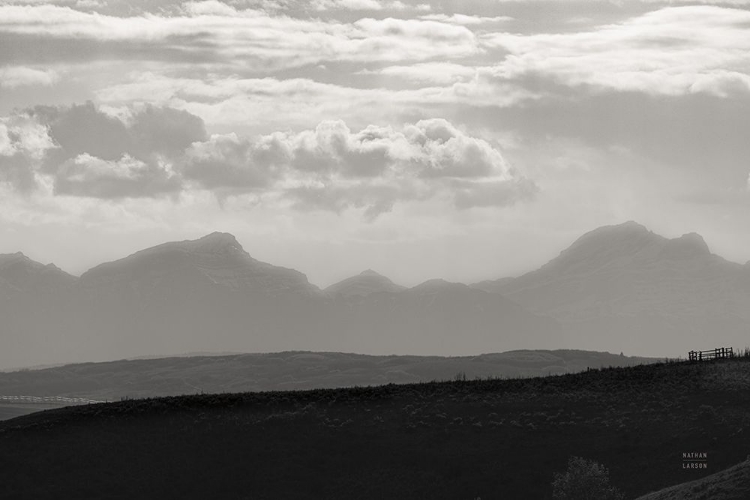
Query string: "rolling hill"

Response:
xmin=637 ymin=460 xmax=750 ymax=500
xmin=0 ymin=349 xmax=655 ymax=404
xmin=1 ymin=355 xmax=748 ymax=499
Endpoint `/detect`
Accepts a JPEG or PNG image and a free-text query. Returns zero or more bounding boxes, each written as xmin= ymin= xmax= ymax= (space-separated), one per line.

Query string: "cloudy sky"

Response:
xmin=1 ymin=0 xmax=749 ymax=287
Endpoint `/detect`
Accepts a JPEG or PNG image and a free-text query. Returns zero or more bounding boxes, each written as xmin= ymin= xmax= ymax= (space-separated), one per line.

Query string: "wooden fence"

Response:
xmin=688 ymin=347 xmax=734 ymax=362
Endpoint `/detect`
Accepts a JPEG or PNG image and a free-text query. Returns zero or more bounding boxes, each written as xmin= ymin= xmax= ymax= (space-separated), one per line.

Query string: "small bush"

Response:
xmin=552 ymin=456 xmax=624 ymax=500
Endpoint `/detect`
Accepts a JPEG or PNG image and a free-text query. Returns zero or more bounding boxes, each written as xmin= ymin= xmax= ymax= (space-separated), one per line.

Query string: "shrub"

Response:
xmin=551 ymin=456 xmax=625 ymax=500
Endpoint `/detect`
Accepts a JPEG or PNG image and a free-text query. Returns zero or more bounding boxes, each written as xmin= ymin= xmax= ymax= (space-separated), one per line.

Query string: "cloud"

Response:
xmin=181 ymin=0 xmax=240 ymax=15
xmin=0 ymin=103 xmax=537 ymax=215
xmin=0 ymin=66 xmax=60 ymax=88
xmin=452 ymin=178 xmax=539 ymax=209
xmin=55 ymin=153 xmax=181 ymax=198
xmin=642 ymin=0 xmax=750 ymax=5
xmin=420 ymin=13 xmax=512 ymax=25
xmin=311 ymin=0 xmax=421 ymax=10
xmin=0 ymin=113 xmax=57 ymax=192
xmin=181 ymin=132 xmax=290 ymax=190
xmin=0 ymin=102 xmax=206 ymax=198
xmin=183 ymin=118 xmax=537 ymax=216
xmin=358 ymin=62 xmax=479 ymax=85
xmin=485 ymin=5 xmax=750 ymax=96
xmin=94 ymin=72 xmax=536 ymax=132
xmin=0 ymin=4 xmax=477 ymax=70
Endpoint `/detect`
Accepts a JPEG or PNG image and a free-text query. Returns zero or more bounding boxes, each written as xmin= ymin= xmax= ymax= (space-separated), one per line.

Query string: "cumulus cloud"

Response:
xmin=0 ymin=113 xmax=57 ymax=192
xmin=182 ymin=118 xmax=536 ymax=216
xmin=181 ymin=132 xmax=290 ymax=190
xmin=0 ymin=103 xmax=537 ymax=215
xmin=0 ymin=102 xmax=206 ymax=198
xmin=486 ymin=5 xmax=750 ymax=96
xmin=55 ymin=153 xmax=181 ymax=198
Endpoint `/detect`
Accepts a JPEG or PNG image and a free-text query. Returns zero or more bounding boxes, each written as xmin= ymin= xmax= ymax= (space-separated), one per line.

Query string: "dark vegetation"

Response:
xmin=552 ymin=456 xmax=625 ymax=500
xmin=2 ymin=355 xmax=750 ymax=499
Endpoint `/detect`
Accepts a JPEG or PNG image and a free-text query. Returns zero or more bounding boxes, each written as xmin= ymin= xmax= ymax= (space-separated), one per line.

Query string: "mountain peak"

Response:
xmin=0 ymin=252 xmax=76 ymax=291
xmin=131 ymin=232 xmax=245 ymax=258
xmin=619 ymin=220 xmax=647 ymax=230
xmin=192 ymin=232 xmax=242 ymax=252
xmin=411 ymin=278 xmax=467 ymax=293
xmin=659 ymin=232 xmax=710 ymax=260
xmin=573 ymin=221 xmax=650 ymax=242
xmin=359 ymin=269 xmax=383 ymax=277
xmin=325 ymin=269 xmax=405 ymax=298
xmin=551 ymin=221 xmax=662 ymax=269
xmin=0 ymin=252 xmax=31 ymax=266
xmin=0 ymin=252 xmax=72 ymax=273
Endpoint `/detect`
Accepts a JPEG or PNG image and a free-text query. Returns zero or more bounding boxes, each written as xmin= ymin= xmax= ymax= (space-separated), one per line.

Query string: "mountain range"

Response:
xmin=472 ymin=221 xmax=750 ymax=356
xmin=1 ymin=221 xmax=747 ymax=368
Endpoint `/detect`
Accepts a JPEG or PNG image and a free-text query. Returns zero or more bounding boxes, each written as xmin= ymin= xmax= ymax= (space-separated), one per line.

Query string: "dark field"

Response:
xmin=1 ymin=357 xmax=749 ymax=499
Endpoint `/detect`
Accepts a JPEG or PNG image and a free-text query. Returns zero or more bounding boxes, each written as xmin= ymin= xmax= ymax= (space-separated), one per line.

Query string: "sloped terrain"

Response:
xmin=1 ymin=357 xmax=749 ymax=500
xmin=637 ymin=460 xmax=750 ymax=500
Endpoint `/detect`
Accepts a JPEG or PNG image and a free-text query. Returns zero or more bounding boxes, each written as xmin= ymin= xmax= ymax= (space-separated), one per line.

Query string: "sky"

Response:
xmin=0 ymin=0 xmax=749 ymax=288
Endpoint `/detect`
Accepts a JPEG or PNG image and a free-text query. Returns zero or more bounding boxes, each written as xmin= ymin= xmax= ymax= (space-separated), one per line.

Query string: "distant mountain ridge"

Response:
xmin=325 ymin=269 xmax=405 ymax=298
xmin=0 ymin=252 xmax=76 ymax=295
xmin=2 ymin=221 xmax=749 ymax=368
xmin=0 ymin=232 xmax=561 ymax=368
xmin=472 ymin=221 xmax=750 ymax=355
xmin=78 ymin=232 xmax=321 ymax=298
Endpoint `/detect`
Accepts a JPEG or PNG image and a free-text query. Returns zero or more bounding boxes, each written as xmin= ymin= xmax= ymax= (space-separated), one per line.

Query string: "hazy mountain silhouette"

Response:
xmin=4 ymin=221 xmax=748 ymax=368
xmin=0 ymin=233 xmax=561 ymax=368
xmin=0 ymin=252 xmax=76 ymax=296
xmin=0 ymin=253 xmax=79 ymax=369
xmin=327 ymin=278 xmax=561 ymax=354
xmin=473 ymin=221 xmax=750 ymax=354
xmin=325 ymin=269 xmax=406 ymax=298
xmin=78 ymin=232 xmax=322 ymax=299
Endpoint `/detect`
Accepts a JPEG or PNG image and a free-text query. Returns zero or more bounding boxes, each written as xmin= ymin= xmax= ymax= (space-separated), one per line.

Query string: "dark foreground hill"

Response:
xmin=637 ymin=460 xmax=750 ymax=500
xmin=2 ymin=356 xmax=749 ymax=500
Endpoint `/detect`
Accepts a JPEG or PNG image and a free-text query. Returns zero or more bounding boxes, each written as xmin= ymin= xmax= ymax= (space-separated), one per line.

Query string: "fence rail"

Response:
xmin=688 ymin=347 xmax=734 ymax=362
xmin=0 ymin=395 xmax=107 ymax=405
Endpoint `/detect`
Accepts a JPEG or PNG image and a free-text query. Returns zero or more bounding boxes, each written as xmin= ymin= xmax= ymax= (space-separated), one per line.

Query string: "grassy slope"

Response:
xmin=1 ymin=357 xmax=748 ymax=500
xmin=637 ymin=460 xmax=750 ymax=500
